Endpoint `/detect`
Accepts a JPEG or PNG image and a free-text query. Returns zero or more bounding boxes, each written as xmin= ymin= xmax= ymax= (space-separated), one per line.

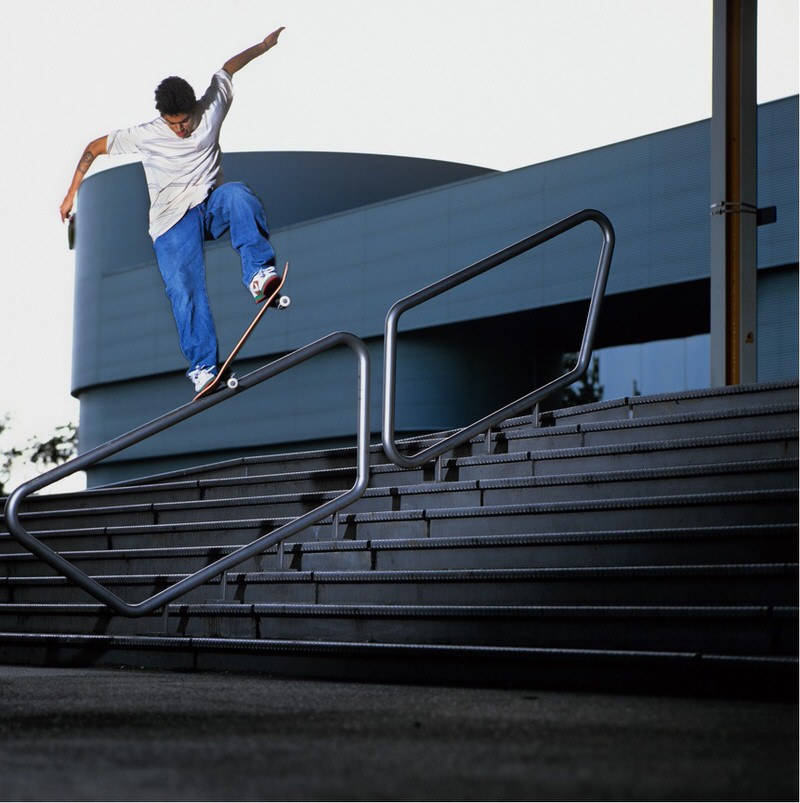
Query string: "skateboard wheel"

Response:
xmin=277 ymin=295 xmax=291 ymax=309
xmin=227 ymin=377 xmax=239 ymax=389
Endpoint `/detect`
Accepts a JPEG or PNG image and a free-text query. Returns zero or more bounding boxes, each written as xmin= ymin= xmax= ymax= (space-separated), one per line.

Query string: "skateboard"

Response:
xmin=193 ymin=261 xmax=290 ymax=401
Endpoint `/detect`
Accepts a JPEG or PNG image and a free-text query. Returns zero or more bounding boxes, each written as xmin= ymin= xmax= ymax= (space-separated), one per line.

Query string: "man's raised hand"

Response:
xmin=223 ymin=27 xmax=286 ymax=76
xmin=262 ymin=27 xmax=285 ymax=51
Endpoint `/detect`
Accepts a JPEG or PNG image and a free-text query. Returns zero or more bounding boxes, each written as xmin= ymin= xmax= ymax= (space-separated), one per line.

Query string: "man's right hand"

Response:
xmin=60 ymin=194 xmax=75 ymax=223
xmin=60 ymin=135 xmax=108 ymax=223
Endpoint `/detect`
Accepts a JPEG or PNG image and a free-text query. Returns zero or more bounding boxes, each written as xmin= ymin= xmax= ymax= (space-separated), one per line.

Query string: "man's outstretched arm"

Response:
xmin=60 ymin=135 xmax=108 ymax=222
xmin=222 ymin=27 xmax=285 ymax=76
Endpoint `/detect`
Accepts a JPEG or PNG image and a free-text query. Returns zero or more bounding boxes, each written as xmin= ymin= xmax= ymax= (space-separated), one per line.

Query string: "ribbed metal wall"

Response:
xmin=758 ymin=267 xmax=799 ymax=380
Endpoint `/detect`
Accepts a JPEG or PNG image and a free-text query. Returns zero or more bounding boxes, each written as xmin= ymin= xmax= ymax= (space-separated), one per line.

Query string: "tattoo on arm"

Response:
xmin=78 ymin=151 xmax=95 ymax=175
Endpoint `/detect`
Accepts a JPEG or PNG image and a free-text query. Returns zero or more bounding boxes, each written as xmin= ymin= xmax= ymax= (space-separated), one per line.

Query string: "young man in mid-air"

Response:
xmin=60 ymin=27 xmax=285 ymax=393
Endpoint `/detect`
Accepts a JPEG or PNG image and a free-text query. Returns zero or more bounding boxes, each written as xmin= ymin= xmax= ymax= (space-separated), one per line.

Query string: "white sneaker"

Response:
xmin=188 ymin=366 xmax=217 ymax=393
xmin=249 ymin=265 xmax=280 ymax=303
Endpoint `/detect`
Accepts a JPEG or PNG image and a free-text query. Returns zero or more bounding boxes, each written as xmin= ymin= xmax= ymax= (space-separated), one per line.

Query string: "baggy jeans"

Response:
xmin=152 ymin=182 xmax=276 ymax=374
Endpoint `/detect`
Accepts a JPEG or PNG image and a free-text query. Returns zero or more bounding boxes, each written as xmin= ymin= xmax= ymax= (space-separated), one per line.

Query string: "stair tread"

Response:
xmin=1 ymin=601 xmax=795 ymax=619
xmin=362 ymin=488 xmax=798 ymax=522
xmin=456 ymin=428 xmax=799 ymax=466
xmin=537 ymin=378 xmax=799 ymax=424
xmin=6 ymin=398 xmax=796 ymax=510
xmin=9 ymin=455 xmax=795 ymax=523
xmin=4 ymin=487 xmax=796 ymax=537
xmin=536 ymin=401 xmax=797 ymax=434
xmin=2 ymin=522 xmax=793 ymax=563
xmin=3 ymin=562 xmax=796 ymax=585
xmin=0 ymin=629 xmax=796 ymax=669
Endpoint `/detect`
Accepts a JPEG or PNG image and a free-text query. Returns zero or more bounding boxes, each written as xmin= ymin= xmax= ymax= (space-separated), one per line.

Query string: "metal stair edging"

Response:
xmin=3 ymin=331 xmax=371 ymax=617
xmin=382 ymin=208 xmax=615 ymax=469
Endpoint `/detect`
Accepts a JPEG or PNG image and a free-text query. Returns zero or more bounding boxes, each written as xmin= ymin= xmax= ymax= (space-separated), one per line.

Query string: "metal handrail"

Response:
xmin=3 ymin=331 xmax=371 ymax=617
xmin=382 ymin=209 xmax=615 ymax=468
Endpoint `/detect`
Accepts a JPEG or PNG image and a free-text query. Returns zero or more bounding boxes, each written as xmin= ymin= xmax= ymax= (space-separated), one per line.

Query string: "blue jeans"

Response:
xmin=152 ymin=182 xmax=276 ymax=374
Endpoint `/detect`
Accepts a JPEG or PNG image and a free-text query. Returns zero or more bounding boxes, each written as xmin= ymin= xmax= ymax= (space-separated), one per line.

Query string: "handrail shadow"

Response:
xmin=3 ymin=332 xmax=371 ymax=617
xmin=382 ymin=208 xmax=615 ymax=468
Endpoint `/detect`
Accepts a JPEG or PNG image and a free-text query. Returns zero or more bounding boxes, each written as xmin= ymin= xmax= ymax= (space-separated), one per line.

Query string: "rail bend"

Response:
xmin=382 ymin=208 xmax=615 ymax=468
xmin=3 ymin=331 xmax=371 ymax=617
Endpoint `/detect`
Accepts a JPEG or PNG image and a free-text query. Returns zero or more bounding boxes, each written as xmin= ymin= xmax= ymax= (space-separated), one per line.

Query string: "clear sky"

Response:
xmin=0 ymin=0 xmax=797 ymax=489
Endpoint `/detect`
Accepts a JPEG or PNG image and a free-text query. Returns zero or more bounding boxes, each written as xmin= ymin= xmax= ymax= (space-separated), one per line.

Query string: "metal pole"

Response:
xmin=710 ymin=0 xmax=758 ymax=386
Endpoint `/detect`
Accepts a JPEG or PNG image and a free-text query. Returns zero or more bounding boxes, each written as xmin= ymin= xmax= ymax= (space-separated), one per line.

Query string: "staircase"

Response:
xmin=1 ymin=381 xmax=797 ymax=698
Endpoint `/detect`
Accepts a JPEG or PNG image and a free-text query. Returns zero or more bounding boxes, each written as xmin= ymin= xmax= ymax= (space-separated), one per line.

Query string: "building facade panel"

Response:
xmin=72 ymin=99 xmax=798 ymax=485
xmin=757 ymin=97 xmax=799 ymax=268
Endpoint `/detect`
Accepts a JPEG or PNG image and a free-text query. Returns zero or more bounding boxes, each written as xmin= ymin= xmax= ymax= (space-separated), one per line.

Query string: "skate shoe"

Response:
xmin=188 ymin=366 xmax=217 ymax=393
xmin=249 ymin=265 xmax=280 ymax=303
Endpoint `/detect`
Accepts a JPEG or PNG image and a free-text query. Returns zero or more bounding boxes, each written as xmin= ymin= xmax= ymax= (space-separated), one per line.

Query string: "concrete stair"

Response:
xmin=0 ymin=380 xmax=797 ymax=697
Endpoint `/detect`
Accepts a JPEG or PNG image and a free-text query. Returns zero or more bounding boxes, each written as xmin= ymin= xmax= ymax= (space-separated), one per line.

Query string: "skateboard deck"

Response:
xmin=193 ymin=261 xmax=290 ymax=401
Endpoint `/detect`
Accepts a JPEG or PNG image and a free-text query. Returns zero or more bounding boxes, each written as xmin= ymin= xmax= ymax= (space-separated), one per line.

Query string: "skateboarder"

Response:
xmin=59 ymin=27 xmax=285 ymax=393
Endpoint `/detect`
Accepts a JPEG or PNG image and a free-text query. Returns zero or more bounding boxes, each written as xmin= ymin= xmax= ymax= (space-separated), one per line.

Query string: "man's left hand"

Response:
xmin=263 ymin=27 xmax=285 ymax=51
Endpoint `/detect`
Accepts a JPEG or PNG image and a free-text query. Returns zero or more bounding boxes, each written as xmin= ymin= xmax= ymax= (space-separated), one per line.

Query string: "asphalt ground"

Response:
xmin=0 ymin=665 xmax=796 ymax=802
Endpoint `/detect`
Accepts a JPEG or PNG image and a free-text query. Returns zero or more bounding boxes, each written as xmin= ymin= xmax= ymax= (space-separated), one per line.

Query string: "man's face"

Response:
xmin=162 ymin=112 xmax=195 ymax=139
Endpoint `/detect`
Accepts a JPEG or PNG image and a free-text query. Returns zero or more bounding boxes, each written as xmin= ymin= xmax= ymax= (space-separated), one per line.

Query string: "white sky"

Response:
xmin=0 ymin=0 xmax=797 ymax=489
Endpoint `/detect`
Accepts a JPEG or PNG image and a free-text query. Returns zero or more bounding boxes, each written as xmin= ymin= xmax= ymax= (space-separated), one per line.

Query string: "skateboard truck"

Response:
xmin=225 ymin=293 xmax=291 ymax=390
xmin=193 ymin=262 xmax=291 ymax=401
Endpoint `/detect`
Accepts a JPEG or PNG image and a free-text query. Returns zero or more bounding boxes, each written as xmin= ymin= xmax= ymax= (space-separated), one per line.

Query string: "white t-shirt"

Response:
xmin=107 ymin=69 xmax=234 ymax=241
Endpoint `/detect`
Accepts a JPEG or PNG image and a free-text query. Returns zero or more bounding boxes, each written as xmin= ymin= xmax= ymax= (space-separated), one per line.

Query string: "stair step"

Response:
xmin=538 ymin=380 xmax=798 ymax=425
xmin=4 ymin=458 xmax=795 ymax=536
xmin=1 ymin=524 xmax=795 ymax=577
xmin=18 ymin=396 xmax=793 ymax=513
xmin=2 ymin=488 xmax=795 ymax=557
xmin=2 ymin=563 xmax=795 ymax=606
xmin=499 ymin=403 xmax=797 ymax=451
xmin=336 ymin=489 xmax=797 ymax=542
xmin=21 ymin=465 xmax=365 ymax=513
xmin=359 ymin=524 xmax=799 ymax=571
xmin=1 ymin=603 xmax=795 ymax=656
xmin=453 ymin=429 xmax=798 ymax=479
xmin=0 ymin=630 xmax=794 ymax=698
xmin=476 ymin=459 xmax=796 ymax=504
xmin=233 ymin=564 xmax=797 ymax=606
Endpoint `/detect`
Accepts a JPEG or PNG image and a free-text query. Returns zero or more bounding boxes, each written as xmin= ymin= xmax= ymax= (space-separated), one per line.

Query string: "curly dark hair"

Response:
xmin=154 ymin=76 xmax=197 ymax=115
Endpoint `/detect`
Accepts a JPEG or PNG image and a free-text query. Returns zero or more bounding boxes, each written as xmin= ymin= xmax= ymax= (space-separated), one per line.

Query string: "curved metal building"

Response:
xmin=73 ymin=98 xmax=798 ymax=485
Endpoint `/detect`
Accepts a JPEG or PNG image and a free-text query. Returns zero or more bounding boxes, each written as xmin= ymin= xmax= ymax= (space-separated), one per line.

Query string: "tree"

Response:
xmin=557 ymin=352 xmax=604 ymax=408
xmin=0 ymin=416 xmax=22 ymax=497
xmin=0 ymin=419 xmax=78 ymax=496
xmin=27 ymin=423 xmax=79 ymax=468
